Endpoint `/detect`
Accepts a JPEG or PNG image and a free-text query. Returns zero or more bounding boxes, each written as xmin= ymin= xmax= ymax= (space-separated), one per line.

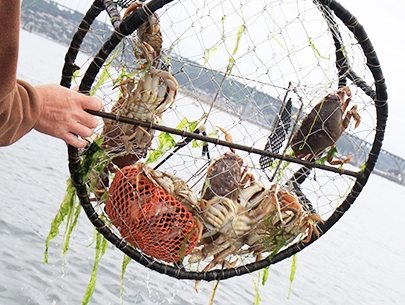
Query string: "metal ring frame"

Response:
xmin=61 ymin=0 xmax=388 ymax=281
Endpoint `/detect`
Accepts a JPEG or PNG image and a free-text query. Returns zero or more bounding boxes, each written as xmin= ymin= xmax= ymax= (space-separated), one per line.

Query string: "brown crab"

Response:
xmin=244 ymin=184 xmax=322 ymax=260
xmin=101 ymin=68 xmax=178 ymax=164
xmin=291 ymin=86 xmax=361 ymax=164
xmin=123 ymin=1 xmax=162 ymax=68
xmin=201 ymin=151 xmax=245 ymax=202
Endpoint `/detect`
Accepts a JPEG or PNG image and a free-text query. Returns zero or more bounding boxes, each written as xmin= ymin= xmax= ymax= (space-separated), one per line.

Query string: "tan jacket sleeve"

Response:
xmin=0 ymin=81 xmax=42 ymax=146
xmin=0 ymin=0 xmax=42 ymax=146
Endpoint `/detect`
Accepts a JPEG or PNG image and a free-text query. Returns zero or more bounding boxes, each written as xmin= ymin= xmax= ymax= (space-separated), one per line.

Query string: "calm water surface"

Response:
xmin=0 ymin=30 xmax=404 ymax=305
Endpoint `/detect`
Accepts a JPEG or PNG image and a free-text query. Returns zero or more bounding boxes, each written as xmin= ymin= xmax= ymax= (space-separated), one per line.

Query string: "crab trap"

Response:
xmin=57 ymin=0 xmax=387 ymax=285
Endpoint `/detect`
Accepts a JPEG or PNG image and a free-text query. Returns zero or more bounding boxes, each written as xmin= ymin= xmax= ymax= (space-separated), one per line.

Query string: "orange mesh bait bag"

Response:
xmin=104 ymin=164 xmax=199 ymax=262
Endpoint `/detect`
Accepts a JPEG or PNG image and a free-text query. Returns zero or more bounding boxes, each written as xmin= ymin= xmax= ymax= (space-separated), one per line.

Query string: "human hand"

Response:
xmin=33 ymin=84 xmax=102 ymax=148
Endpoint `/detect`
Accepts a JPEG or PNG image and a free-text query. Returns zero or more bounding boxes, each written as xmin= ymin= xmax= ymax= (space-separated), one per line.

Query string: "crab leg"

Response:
xmin=343 ymin=105 xmax=361 ymax=130
xmin=200 ymin=197 xmax=237 ymax=233
xmin=122 ymin=1 xmax=143 ymax=19
xmin=216 ymin=125 xmax=235 ymax=152
xmin=337 ymin=86 xmax=352 ymax=112
xmin=155 ymin=71 xmax=179 ymax=113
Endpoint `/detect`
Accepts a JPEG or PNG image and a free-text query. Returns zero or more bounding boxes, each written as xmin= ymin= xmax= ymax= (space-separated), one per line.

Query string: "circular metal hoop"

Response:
xmin=62 ymin=0 xmax=387 ymax=281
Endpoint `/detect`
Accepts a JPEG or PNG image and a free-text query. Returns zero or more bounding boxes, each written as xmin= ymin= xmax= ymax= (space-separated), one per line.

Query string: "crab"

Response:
xmin=193 ymin=180 xmax=271 ymax=266
xmin=199 ymin=128 xmax=261 ymax=234
xmin=198 ymin=130 xmax=267 ymax=237
xmin=200 ymin=125 xmax=254 ymax=201
xmin=95 ymin=68 xmax=178 ymax=179
xmin=244 ymin=184 xmax=323 ymax=260
xmin=290 ymin=86 xmax=361 ymax=165
xmin=123 ymin=1 xmax=162 ymax=68
xmin=200 ymin=177 xmax=267 ymax=239
xmin=201 ymin=151 xmax=244 ymax=202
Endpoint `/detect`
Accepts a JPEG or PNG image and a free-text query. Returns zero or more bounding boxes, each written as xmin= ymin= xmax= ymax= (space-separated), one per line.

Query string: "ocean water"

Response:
xmin=0 ymin=30 xmax=404 ymax=304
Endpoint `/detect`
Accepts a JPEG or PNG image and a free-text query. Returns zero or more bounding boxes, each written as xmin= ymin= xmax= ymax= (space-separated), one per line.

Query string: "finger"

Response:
xmin=70 ymin=122 xmax=95 ymax=139
xmin=76 ymin=111 xmax=99 ymax=129
xmin=63 ymin=133 xmax=88 ymax=148
xmin=80 ymin=96 xmax=103 ymax=112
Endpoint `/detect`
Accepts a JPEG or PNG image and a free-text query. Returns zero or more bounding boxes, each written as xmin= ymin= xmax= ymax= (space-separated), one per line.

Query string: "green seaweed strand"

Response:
xmin=261 ymin=266 xmax=269 ymax=286
xmin=287 ymin=254 xmax=298 ymax=299
xmin=120 ymin=254 xmax=132 ymax=304
xmin=44 ymin=139 xmax=106 ymax=265
xmin=43 ymin=178 xmax=78 ymax=264
xmin=252 ymin=272 xmax=261 ymax=305
xmin=146 ymin=116 xmax=205 ymax=164
xmin=82 ymin=230 xmax=108 ymax=305
xmin=308 ymin=37 xmax=330 ymax=60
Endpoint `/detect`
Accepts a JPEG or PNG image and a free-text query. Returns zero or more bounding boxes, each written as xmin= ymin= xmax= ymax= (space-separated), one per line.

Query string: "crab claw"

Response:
xmin=123 ymin=1 xmax=142 ymax=19
xmin=337 ymin=86 xmax=352 ymax=106
xmin=216 ymin=125 xmax=235 ymax=153
xmin=347 ymin=105 xmax=361 ymax=129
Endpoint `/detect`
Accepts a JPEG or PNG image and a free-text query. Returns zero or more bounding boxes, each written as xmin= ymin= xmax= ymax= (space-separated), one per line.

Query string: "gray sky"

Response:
xmin=50 ymin=0 xmax=404 ymax=158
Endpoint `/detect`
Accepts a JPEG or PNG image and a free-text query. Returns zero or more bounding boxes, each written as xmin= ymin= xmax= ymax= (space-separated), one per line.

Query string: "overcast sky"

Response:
xmin=49 ymin=0 xmax=405 ymax=158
